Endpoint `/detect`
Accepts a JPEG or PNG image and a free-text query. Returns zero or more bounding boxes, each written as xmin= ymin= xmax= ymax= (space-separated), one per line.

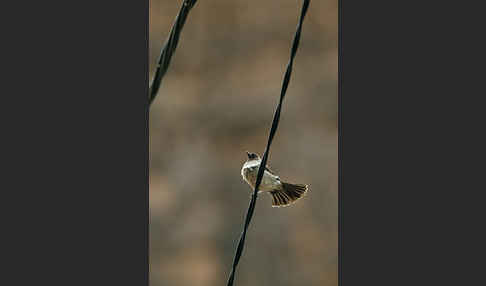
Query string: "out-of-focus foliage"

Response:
xmin=150 ymin=1 xmax=337 ymax=285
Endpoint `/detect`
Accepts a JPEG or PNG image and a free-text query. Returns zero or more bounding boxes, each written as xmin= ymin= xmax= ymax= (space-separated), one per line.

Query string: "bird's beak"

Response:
xmin=246 ymin=151 xmax=251 ymax=159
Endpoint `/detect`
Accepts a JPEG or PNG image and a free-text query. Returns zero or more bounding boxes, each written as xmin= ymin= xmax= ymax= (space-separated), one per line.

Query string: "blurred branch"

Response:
xmin=149 ymin=0 xmax=198 ymax=107
xmin=226 ymin=1 xmax=310 ymax=285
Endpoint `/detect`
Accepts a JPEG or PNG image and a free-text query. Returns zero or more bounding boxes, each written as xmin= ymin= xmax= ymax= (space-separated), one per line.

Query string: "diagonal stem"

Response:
xmin=226 ymin=1 xmax=310 ymax=285
xmin=149 ymin=0 xmax=198 ymax=107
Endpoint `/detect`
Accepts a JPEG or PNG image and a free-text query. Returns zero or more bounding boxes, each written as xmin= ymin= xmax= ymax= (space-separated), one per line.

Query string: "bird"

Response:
xmin=241 ymin=151 xmax=308 ymax=207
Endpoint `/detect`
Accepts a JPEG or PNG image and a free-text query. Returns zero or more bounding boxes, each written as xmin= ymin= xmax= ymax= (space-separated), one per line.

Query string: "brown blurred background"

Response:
xmin=149 ymin=0 xmax=337 ymax=285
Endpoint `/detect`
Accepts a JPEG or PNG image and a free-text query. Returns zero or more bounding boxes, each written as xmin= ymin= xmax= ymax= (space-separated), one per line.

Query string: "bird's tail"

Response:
xmin=269 ymin=182 xmax=308 ymax=207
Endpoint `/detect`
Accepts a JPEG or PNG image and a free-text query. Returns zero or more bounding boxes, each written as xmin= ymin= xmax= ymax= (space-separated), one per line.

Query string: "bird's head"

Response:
xmin=246 ymin=151 xmax=260 ymax=161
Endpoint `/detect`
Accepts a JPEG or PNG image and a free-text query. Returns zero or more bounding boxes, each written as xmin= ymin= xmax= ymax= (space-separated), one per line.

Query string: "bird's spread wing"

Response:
xmin=265 ymin=165 xmax=276 ymax=176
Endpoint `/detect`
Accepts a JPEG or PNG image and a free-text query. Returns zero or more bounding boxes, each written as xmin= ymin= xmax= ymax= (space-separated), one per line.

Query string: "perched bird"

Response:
xmin=241 ymin=151 xmax=308 ymax=207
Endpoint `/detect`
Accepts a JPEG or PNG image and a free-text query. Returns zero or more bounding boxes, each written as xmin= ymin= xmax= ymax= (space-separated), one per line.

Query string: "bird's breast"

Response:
xmin=241 ymin=162 xmax=281 ymax=192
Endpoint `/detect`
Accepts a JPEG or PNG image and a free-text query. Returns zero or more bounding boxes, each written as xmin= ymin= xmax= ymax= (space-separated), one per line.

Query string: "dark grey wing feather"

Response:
xmin=250 ymin=162 xmax=277 ymax=177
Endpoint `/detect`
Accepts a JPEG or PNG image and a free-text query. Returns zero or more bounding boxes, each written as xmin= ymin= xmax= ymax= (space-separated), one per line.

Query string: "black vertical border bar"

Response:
xmin=4 ymin=0 xmax=150 ymax=285
xmin=338 ymin=0 xmax=454 ymax=285
xmin=144 ymin=0 xmax=150 ymax=282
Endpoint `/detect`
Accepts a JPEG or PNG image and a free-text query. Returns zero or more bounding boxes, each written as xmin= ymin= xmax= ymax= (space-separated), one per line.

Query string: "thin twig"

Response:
xmin=226 ymin=1 xmax=310 ymax=285
xmin=149 ymin=0 xmax=198 ymax=106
